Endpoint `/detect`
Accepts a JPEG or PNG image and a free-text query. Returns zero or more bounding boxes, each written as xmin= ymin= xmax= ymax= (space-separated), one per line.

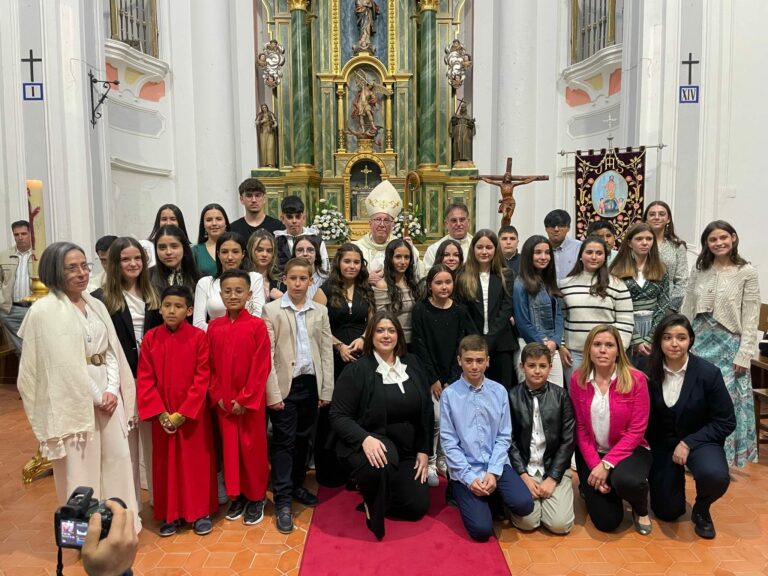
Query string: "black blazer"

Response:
xmin=643 ymin=354 xmax=736 ymax=451
xmin=91 ymin=289 xmax=161 ymax=377
xmin=508 ymin=382 xmax=574 ymax=482
xmin=329 ymin=353 xmax=433 ymax=459
xmin=457 ymin=269 xmax=518 ymax=353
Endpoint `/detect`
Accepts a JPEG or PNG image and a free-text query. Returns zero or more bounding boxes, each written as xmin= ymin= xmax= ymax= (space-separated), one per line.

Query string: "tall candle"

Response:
xmin=26 ymin=180 xmax=45 ymax=277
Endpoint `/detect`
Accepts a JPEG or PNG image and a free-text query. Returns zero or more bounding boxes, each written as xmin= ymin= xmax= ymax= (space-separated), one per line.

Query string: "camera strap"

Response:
xmin=56 ymin=546 xmax=64 ymax=576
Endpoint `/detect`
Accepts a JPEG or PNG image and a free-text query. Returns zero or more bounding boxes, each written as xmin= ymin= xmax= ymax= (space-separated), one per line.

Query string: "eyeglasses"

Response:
xmin=371 ymin=217 xmax=394 ymax=226
xmin=64 ymin=263 xmax=94 ymax=274
xmin=242 ymin=192 xmax=265 ymax=199
xmin=295 ymin=247 xmax=316 ymax=255
xmin=447 ymin=217 xmax=468 ymax=224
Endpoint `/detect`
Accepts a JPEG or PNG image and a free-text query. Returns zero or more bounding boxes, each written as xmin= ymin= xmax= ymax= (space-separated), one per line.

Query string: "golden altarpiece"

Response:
xmin=254 ymin=0 xmax=477 ymax=241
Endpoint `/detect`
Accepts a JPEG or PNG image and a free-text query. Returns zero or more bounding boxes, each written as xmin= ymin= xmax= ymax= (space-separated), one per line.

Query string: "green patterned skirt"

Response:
xmin=692 ymin=313 xmax=757 ymax=467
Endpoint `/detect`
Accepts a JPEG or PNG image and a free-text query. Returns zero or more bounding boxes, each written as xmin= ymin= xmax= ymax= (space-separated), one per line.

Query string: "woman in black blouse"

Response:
xmin=330 ymin=310 xmax=432 ymax=541
xmin=314 ymin=244 xmax=373 ymax=486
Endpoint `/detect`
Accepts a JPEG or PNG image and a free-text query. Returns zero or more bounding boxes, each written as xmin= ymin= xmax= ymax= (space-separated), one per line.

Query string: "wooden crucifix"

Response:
xmin=471 ymin=158 xmax=549 ymax=226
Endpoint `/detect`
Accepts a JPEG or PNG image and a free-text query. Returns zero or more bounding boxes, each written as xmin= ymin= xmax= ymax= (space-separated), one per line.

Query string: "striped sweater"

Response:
xmin=559 ymin=271 xmax=635 ymax=352
xmin=623 ymin=273 xmax=670 ymax=345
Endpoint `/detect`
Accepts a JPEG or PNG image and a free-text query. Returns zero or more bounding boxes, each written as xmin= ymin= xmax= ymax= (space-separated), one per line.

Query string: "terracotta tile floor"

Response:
xmin=1 ymin=382 xmax=767 ymax=575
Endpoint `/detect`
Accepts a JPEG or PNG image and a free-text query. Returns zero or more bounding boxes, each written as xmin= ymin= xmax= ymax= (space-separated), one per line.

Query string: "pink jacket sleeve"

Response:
xmin=603 ymin=370 xmax=650 ymax=467
xmin=568 ymin=373 xmax=602 ymax=470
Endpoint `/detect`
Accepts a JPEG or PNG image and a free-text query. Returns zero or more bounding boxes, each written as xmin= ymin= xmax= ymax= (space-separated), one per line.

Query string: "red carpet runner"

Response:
xmin=300 ymin=481 xmax=511 ymax=575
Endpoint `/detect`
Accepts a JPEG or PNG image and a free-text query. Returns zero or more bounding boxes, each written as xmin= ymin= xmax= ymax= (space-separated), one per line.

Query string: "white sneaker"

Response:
xmin=217 ymin=471 xmax=228 ymax=505
xmin=427 ymin=465 xmax=440 ymax=487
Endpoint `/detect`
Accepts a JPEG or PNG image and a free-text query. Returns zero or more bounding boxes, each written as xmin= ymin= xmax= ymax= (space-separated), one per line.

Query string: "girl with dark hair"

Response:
xmin=643 ymin=201 xmax=688 ymax=311
xmin=148 ymin=204 xmax=189 ymax=242
xmin=150 ymin=225 xmax=201 ymax=296
xmin=434 ymin=238 xmax=464 ymax=274
xmin=559 ymin=237 xmax=634 ymax=379
xmin=292 ymin=235 xmax=327 ymax=301
xmin=330 ymin=310 xmax=432 ymax=540
xmin=193 ymin=232 xmax=265 ymax=331
xmin=642 ymin=314 xmax=735 ymax=538
xmin=513 ymin=236 xmax=564 ymax=387
xmin=610 ymin=222 xmax=669 ymax=359
xmin=681 ymin=220 xmax=760 ymax=467
xmin=455 ymin=230 xmax=518 ymax=389
xmin=569 ymin=325 xmax=651 ymax=535
xmin=374 ymin=238 xmax=421 ymax=345
xmin=247 ymin=230 xmax=283 ymax=303
xmin=192 ymin=204 xmax=231 ymax=277
xmin=411 ymin=264 xmax=476 ymax=486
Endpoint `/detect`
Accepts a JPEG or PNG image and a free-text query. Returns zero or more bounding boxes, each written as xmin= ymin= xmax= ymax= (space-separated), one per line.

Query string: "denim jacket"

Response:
xmin=512 ymin=278 xmax=564 ymax=346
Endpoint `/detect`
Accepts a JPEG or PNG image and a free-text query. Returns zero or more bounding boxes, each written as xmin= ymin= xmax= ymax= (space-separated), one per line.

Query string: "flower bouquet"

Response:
xmin=311 ymin=199 xmax=350 ymax=244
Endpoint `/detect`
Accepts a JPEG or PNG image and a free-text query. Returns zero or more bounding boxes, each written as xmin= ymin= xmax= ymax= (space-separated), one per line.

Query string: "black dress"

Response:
xmin=320 ymin=283 xmax=370 ymax=379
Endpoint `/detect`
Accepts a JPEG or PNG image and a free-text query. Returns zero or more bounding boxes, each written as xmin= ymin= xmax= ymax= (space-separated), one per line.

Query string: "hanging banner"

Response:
xmin=574 ymin=147 xmax=646 ymax=245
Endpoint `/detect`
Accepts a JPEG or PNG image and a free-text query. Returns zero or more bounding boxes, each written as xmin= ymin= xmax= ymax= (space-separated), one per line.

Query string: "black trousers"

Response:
xmin=488 ymin=349 xmax=516 ymax=391
xmin=649 ymin=442 xmax=730 ymax=521
xmin=576 ymin=446 xmax=651 ymax=532
xmin=345 ymin=436 xmax=430 ymax=537
xmin=269 ymin=375 xmax=318 ymax=509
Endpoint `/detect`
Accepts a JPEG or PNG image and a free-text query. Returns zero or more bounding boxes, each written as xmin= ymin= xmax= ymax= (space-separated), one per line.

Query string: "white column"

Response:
xmin=229 ymin=0 xmax=258 ymax=183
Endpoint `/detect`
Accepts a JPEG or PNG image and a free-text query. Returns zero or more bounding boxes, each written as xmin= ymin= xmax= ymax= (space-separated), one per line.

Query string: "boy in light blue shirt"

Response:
xmin=440 ymin=335 xmax=534 ymax=541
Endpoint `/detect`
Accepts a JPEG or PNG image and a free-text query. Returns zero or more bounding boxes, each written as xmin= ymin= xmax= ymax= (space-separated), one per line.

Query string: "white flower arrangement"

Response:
xmin=393 ymin=210 xmax=426 ymax=243
xmin=312 ymin=199 xmax=350 ymax=244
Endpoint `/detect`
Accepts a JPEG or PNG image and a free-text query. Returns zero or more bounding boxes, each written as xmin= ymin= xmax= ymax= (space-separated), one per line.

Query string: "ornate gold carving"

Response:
xmin=419 ymin=0 xmax=439 ymax=12
xmin=336 ymin=83 xmax=347 ymax=152
xmin=22 ymin=449 xmax=52 ymax=484
xmin=341 ymin=153 xmax=389 ymax=221
xmin=332 ymin=0 xmax=340 ymax=74
xmin=388 ymin=0 xmax=396 ymax=74
xmin=288 ymin=0 xmax=309 ymax=11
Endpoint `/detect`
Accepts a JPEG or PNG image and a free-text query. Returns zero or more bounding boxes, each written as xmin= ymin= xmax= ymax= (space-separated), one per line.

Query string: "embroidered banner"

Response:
xmin=574 ymin=147 xmax=646 ymax=245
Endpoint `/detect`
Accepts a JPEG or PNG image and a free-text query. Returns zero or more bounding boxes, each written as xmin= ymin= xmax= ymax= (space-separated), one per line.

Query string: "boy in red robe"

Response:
xmin=208 ymin=269 xmax=272 ymax=525
xmin=137 ymin=285 xmax=217 ymax=536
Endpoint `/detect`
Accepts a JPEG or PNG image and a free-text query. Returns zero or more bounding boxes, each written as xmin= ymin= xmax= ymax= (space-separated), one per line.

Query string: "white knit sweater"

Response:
xmin=681 ymin=263 xmax=761 ymax=368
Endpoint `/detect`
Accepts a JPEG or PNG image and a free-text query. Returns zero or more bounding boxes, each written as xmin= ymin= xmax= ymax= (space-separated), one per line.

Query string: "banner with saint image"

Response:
xmin=574 ymin=147 xmax=646 ymax=245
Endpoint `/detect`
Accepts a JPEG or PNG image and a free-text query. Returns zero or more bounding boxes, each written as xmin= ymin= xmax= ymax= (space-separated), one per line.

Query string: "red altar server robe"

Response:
xmin=208 ymin=309 xmax=271 ymax=500
xmin=137 ymin=321 xmax=217 ymax=522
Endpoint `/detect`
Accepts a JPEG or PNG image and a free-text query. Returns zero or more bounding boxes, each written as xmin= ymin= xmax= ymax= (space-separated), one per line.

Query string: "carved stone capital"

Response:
xmin=418 ymin=0 xmax=439 ymax=12
xmin=288 ymin=0 xmax=309 ymax=11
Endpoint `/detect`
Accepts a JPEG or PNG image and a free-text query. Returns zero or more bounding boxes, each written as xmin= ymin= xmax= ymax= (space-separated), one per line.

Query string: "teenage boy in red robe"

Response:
xmin=208 ymin=268 xmax=271 ymax=525
xmin=137 ymin=285 xmax=217 ymax=537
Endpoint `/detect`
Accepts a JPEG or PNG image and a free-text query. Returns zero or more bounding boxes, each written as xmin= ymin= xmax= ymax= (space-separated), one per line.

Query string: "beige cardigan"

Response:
xmin=17 ymin=291 xmax=136 ymax=451
xmin=681 ymin=263 xmax=760 ymax=368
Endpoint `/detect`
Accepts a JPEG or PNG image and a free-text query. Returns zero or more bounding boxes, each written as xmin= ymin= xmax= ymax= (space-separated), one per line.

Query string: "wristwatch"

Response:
xmin=601 ymin=460 xmax=612 ymax=471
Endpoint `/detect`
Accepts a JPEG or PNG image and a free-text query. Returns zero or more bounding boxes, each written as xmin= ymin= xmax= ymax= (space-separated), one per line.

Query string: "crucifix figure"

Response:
xmin=360 ymin=164 xmax=373 ymax=188
xmin=472 ymin=158 xmax=549 ymax=226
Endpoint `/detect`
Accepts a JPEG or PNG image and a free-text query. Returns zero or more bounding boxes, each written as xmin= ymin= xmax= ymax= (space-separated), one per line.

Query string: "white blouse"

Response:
xmin=479 ymin=272 xmax=490 ymax=334
xmin=193 ymin=272 xmax=265 ymax=331
xmin=662 ymin=359 xmax=688 ymax=407
xmin=589 ymin=371 xmax=615 ymax=453
xmin=373 ymin=351 xmax=409 ymax=394
xmin=123 ymin=290 xmax=145 ymax=347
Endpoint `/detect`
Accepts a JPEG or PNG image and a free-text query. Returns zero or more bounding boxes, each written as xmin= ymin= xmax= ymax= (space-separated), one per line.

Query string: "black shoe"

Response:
xmin=159 ymin=520 xmax=179 ymax=537
xmin=691 ymin=505 xmax=716 ymax=539
xmin=355 ymin=501 xmax=365 ymax=512
xmin=292 ymin=486 xmax=319 ymax=507
xmin=276 ymin=507 xmax=294 ymax=534
xmin=225 ymin=496 xmax=247 ymax=521
xmin=193 ymin=516 xmax=213 ymax=535
xmin=363 ymin=502 xmax=384 ymax=541
xmin=243 ymin=499 xmax=265 ymax=526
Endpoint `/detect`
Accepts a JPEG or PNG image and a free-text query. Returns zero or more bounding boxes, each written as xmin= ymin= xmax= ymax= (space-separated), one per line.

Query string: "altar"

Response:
xmin=251 ymin=0 xmax=477 ymax=241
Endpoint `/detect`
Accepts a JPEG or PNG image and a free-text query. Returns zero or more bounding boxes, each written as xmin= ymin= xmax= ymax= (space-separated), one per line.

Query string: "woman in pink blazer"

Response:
xmin=569 ymin=324 xmax=652 ymax=535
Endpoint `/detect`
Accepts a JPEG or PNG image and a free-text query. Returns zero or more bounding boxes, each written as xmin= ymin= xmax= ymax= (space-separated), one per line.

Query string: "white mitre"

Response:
xmin=365 ymin=179 xmax=402 ymax=218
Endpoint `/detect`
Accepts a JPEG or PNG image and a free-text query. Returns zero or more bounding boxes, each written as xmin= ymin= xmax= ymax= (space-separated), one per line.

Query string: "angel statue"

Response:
xmin=353 ymin=0 xmax=380 ymax=54
xmin=257 ymin=39 xmax=286 ymax=88
xmin=444 ymin=38 xmax=472 ymax=89
xmin=350 ymin=71 xmax=391 ymax=138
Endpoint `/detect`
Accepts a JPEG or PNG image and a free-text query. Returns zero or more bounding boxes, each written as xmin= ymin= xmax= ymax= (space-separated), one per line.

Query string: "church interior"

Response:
xmin=1 ymin=0 xmax=768 ymax=574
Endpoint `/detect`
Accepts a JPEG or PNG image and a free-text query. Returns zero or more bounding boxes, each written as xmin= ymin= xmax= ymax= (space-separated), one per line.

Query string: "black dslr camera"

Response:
xmin=54 ymin=486 xmax=126 ymax=549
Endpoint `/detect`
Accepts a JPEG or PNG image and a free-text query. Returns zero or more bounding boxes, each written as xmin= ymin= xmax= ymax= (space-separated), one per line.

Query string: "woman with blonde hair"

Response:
xmin=247 ymin=229 xmax=283 ymax=303
xmin=569 ymin=324 xmax=651 ymax=535
xmin=610 ymin=222 xmax=669 ymax=358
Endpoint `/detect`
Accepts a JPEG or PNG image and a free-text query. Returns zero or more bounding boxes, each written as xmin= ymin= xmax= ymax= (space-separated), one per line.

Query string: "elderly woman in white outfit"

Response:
xmin=18 ymin=242 xmax=140 ymax=529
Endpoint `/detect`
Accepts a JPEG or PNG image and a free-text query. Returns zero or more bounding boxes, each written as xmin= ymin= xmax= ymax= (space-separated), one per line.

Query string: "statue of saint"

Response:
xmin=350 ymin=72 xmax=391 ymax=138
xmin=450 ymin=102 xmax=476 ymax=164
xmin=256 ymin=104 xmax=278 ymax=168
xmin=354 ymin=0 xmax=380 ymax=53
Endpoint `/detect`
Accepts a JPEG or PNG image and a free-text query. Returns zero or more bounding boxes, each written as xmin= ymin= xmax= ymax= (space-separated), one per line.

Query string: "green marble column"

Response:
xmin=418 ymin=3 xmax=438 ymax=167
xmin=290 ymin=1 xmax=314 ymax=167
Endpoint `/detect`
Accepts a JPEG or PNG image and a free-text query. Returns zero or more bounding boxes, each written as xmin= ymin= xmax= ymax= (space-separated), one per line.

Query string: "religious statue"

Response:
xmin=257 ymin=39 xmax=285 ymax=88
xmin=450 ymin=101 xmax=476 ymax=165
xmin=353 ymin=0 xmax=380 ymax=54
xmin=349 ymin=71 xmax=391 ymax=139
xmin=256 ymin=104 xmax=278 ymax=168
xmin=472 ymin=158 xmax=550 ymax=227
xmin=444 ymin=39 xmax=472 ymax=89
